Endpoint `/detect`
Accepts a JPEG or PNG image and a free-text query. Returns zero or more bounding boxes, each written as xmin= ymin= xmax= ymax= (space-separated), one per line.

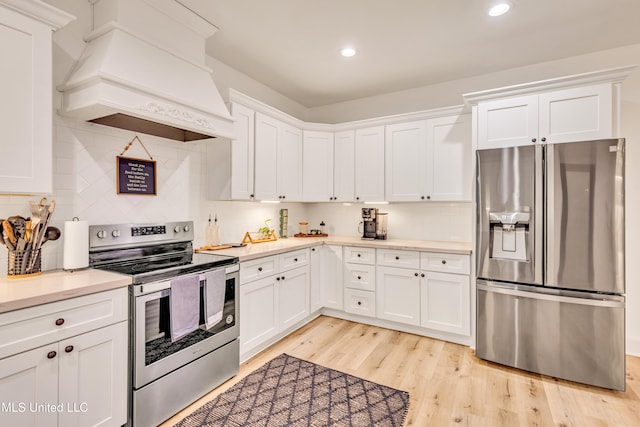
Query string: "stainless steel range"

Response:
xmin=88 ymin=221 xmax=239 ymax=427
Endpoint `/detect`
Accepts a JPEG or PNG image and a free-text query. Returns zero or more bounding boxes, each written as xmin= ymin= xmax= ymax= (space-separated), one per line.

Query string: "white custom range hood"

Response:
xmin=58 ymin=0 xmax=234 ymax=141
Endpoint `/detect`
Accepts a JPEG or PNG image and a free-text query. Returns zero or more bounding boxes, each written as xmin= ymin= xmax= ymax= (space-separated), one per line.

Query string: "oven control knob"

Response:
xmin=226 ymin=315 xmax=234 ymax=324
xmin=174 ymin=226 xmax=181 ymax=233
xmin=111 ymin=229 xmax=120 ymax=238
xmin=183 ymin=225 xmax=190 ymax=232
xmin=96 ymin=230 xmax=107 ymax=239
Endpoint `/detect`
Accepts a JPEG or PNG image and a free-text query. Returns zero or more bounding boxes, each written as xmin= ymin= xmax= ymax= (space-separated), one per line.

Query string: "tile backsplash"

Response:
xmin=0 ymin=116 xmax=472 ymax=276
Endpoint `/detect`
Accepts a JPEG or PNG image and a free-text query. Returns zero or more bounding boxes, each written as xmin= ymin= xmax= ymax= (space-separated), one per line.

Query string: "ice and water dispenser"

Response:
xmin=488 ymin=211 xmax=530 ymax=261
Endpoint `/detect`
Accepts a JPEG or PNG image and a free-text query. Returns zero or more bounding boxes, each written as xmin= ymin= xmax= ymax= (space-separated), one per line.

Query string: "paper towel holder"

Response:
xmin=63 ymin=217 xmax=90 ymax=272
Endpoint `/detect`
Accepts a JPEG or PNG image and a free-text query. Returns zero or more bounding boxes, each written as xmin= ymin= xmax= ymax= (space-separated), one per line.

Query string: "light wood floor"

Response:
xmin=162 ymin=316 xmax=640 ymax=426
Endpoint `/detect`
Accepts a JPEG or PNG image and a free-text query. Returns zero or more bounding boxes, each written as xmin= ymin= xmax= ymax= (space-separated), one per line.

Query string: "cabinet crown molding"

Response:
xmin=462 ymin=64 xmax=637 ymax=105
xmin=0 ymin=0 xmax=75 ymax=29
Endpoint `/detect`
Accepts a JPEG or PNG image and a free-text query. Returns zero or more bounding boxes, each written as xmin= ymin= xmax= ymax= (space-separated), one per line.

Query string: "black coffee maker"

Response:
xmin=361 ymin=208 xmax=378 ymax=240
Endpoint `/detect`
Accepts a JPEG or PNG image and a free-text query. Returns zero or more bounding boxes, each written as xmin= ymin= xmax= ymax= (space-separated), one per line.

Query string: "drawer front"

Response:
xmin=0 ymin=287 xmax=128 ymax=359
xmin=377 ymin=249 xmax=420 ymax=269
xmin=343 ymin=263 xmax=376 ymax=292
xmin=421 ymin=252 xmax=471 ymax=275
xmin=240 ymin=255 xmax=279 ymax=283
xmin=343 ymin=246 xmax=376 ymax=265
xmin=280 ymin=249 xmax=309 ymax=272
xmin=344 ymin=289 xmax=376 ymax=318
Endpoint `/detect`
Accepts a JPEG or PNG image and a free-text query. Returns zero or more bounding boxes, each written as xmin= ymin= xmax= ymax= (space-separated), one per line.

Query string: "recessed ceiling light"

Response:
xmin=341 ymin=47 xmax=357 ymax=57
xmin=488 ymin=2 xmax=511 ymax=17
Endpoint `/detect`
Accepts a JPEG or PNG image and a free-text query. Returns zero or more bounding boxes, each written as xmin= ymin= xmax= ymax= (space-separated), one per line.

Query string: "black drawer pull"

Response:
xmin=414 ymin=272 xmax=419 ymax=277
xmin=395 ymin=256 xmax=400 ymax=260
xmin=357 ymin=301 xmax=362 ymax=306
xmin=441 ymin=260 xmax=447 ymax=265
xmin=65 ymin=345 xmax=74 ymax=353
xmin=294 ymin=258 xmax=298 ymax=262
xmin=357 ymin=276 xmax=361 ymax=280
xmin=47 ymin=351 xmax=57 ymax=359
xmin=258 ymin=267 xmax=263 ymax=272
xmin=55 ymin=318 xmax=65 ymax=326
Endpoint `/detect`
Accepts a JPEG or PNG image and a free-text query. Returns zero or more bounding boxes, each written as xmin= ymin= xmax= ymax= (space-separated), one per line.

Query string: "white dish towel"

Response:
xmin=203 ymin=269 xmax=226 ymax=329
xmin=170 ymin=274 xmax=200 ymax=342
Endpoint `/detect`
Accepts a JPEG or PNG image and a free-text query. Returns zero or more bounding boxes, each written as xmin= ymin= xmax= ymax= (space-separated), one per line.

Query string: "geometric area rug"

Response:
xmin=174 ymin=353 xmax=410 ymax=427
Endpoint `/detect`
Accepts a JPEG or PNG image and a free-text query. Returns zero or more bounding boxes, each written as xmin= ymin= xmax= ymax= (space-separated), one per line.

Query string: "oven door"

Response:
xmin=132 ymin=264 xmax=239 ymax=389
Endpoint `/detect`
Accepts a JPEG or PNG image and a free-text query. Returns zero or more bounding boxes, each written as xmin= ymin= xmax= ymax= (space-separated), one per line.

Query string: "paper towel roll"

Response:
xmin=63 ymin=220 xmax=89 ymax=270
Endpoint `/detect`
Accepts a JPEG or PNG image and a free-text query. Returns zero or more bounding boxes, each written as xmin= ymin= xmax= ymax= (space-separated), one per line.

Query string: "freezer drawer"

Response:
xmin=476 ymin=281 xmax=625 ymax=390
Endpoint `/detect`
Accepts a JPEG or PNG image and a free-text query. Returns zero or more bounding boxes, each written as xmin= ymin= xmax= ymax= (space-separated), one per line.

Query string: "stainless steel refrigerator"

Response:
xmin=475 ymin=138 xmax=625 ymax=390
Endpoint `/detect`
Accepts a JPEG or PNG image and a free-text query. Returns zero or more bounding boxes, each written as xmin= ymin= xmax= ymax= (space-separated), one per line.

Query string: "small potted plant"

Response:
xmin=257 ymin=218 xmax=273 ymax=238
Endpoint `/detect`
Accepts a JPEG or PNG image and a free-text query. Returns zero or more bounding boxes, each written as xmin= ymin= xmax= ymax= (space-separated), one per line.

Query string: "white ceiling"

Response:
xmin=180 ymin=0 xmax=640 ymax=108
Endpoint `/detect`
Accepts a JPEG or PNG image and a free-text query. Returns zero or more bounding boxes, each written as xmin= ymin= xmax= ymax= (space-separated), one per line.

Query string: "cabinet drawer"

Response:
xmin=344 ymin=289 xmax=376 ymax=318
xmin=343 ymin=263 xmax=376 ymax=292
xmin=0 ymin=288 xmax=128 ymax=360
xmin=421 ymin=252 xmax=470 ymax=275
xmin=377 ymin=249 xmax=420 ymax=269
xmin=240 ymin=255 xmax=279 ymax=283
xmin=279 ymin=249 xmax=309 ymax=272
xmin=343 ymin=246 xmax=376 ymax=265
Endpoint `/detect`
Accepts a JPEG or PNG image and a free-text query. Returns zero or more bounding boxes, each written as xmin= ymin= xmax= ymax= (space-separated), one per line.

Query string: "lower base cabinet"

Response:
xmin=420 ymin=271 xmax=470 ymax=335
xmin=0 ymin=289 xmax=128 ymax=427
xmin=376 ymin=266 xmax=420 ymax=326
xmin=239 ymin=250 xmax=310 ymax=358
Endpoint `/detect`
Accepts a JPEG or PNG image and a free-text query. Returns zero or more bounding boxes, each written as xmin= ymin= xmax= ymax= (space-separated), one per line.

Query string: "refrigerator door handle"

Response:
xmin=477 ymin=281 xmax=625 ymax=308
xmin=534 ymin=145 xmax=544 ymax=284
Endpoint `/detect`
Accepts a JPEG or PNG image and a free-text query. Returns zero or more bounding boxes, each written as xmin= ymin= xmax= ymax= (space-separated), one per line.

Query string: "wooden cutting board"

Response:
xmin=195 ymin=245 xmax=233 ymax=252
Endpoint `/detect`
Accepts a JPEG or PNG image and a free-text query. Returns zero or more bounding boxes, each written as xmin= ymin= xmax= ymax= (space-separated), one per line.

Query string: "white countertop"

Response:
xmin=200 ymin=235 xmax=472 ymax=262
xmin=0 ymin=269 xmax=132 ymax=314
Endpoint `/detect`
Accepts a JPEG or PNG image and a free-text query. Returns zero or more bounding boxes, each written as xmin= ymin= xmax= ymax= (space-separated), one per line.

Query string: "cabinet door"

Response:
xmin=278 ymin=266 xmax=309 ymax=330
xmin=230 ymin=103 xmax=255 ymax=199
xmin=344 ymin=288 xmax=376 ymax=317
xmin=428 ymin=114 xmax=472 ymax=201
xmin=58 ymin=322 xmax=128 ymax=427
xmin=376 ymin=266 xmax=421 ymax=326
xmin=354 ymin=126 xmax=385 ymax=201
xmin=333 ymin=130 xmax=355 ymax=202
xmin=254 ymin=113 xmax=280 ymax=200
xmin=0 ymin=343 xmax=58 ymax=426
xmin=538 ymin=83 xmax=613 ymax=144
xmin=278 ymin=123 xmax=303 ymax=201
xmin=477 ymin=95 xmax=539 ymax=149
xmin=239 ymin=276 xmax=279 ymax=355
xmin=385 ymin=120 xmax=429 ymax=201
xmin=303 ymin=131 xmax=334 ymax=202
xmin=0 ymin=6 xmax=56 ymax=194
xmin=420 ymin=272 xmax=470 ymax=336
xmin=320 ymin=245 xmax=343 ymax=310
xmin=344 ymin=263 xmax=376 ymax=292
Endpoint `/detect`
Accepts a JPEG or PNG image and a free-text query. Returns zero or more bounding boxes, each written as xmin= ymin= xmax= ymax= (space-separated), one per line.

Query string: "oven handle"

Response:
xmin=136 ymin=264 xmax=239 ymax=295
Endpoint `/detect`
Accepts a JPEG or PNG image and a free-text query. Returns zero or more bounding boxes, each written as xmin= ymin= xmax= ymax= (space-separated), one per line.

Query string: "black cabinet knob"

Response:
xmin=357 ymin=301 xmax=362 ymax=306
xmin=414 ymin=272 xmax=419 ymax=277
xmin=421 ymin=273 xmax=425 ymax=278
xmin=541 ymin=137 xmax=547 ymax=142
xmin=357 ymin=254 xmax=361 ymax=257
xmin=65 ymin=345 xmax=74 ymax=353
xmin=47 ymin=351 xmax=57 ymax=359
xmin=395 ymin=256 xmax=400 ymax=260
xmin=427 ymin=195 xmax=431 ymax=200
xmin=55 ymin=318 xmax=65 ymax=326
xmin=258 ymin=267 xmax=263 ymax=272
xmin=441 ymin=260 xmax=447 ymax=265
xmin=357 ymin=276 xmax=362 ymax=280
xmin=276 ymin=277 xmax=281 ymax=281
xmin=532 ymin=138 xmax=537 ymax=143
xmin=294 ymin=258 xmax=298 ymax=262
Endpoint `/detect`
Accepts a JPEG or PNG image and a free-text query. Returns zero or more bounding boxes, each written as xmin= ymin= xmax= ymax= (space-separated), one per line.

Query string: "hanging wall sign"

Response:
xmin=117 ymin=156 xmax=157 ymax=195
xmin=116 ymin=136 xmax=157 ymax=195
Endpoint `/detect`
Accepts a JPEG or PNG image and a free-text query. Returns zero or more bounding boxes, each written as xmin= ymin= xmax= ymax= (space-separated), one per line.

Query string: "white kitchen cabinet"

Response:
xmin=314 ymin=245 xmax=343 ymax=310
xmin=239 ymin=275 xmax=279 ymax=355
xmin=385 ymin=115 xmax=471 ymax=202
xmin=0 ymin=288 xmax=128 ymax=427
xmin=354 ymin=126 xmax=385 ymax=202
xmin=477 ymin=83 xmax=614 ymax=149
xmin=239 ymin=249 xmax=310 ymax=358
xmin=385 ymin=120 xmax=430 ymax=201
xmin=207 ymin=102 xmax=255 ymax=200
xmin=302 ymin=130 xmax=334 ymax=202
xmin=420 ymin=271 xmax=470 ymax=336
xmin=343 ymin=246 xmax=376 ymax=318
xmin=0 ymin=1 xmax=73 ymax=194
xmin=254 ymin=112 xmax=303 ymax=201
xmin=376 ymin=266 xmax=421 ymax=326
xmin=333 ymin=130 xmax=356 ymax=202
xmin=428 ymin=114 xmax=472 ymax=201
xmin=277 ymin=266 xmax=310 ymax=330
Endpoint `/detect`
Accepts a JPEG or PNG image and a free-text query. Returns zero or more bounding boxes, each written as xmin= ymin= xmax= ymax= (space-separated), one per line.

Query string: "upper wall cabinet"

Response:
xmin=385 ymin=114 xmax=471 ymax=202
xmin=254 ymin=112 xmax=303 ymax=201
xmin=354 ymin=126 xmax=385 ymax=202
xmin=0 ymin=1 xmax=74 ymax=194
xmin=302 ymin=130 xmax=355 ymax=202
xmin=464 ymin=67 xmax=636 ymax=151
xmin=302 ymin=130 xmax=334 ymax=202
xmin=208 ymin=102 xmax=255 ymax=200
